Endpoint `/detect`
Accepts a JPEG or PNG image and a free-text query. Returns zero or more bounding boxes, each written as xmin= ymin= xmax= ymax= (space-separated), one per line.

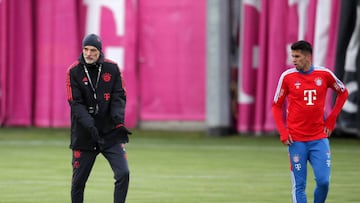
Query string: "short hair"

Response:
xmin=291 ymin=40 xmax=312 ymax=55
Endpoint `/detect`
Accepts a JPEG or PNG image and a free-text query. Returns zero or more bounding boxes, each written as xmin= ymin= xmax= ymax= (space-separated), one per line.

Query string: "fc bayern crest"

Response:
xmin=102 ymin=73 xmax=112 ymax=82
xmin=314 ymin=77 xmax=322 ymax=86
xmin=293 ymin=154 xmax=300 ymax=163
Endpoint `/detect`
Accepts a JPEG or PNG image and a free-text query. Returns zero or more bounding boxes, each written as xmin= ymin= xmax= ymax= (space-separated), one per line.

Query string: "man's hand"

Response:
xmin=324 ymin=127 xmax=332 ymax=137
xmin=115 ymin=126 xmax=132 ymax=143
xmin=117 ymin=126 xmax=132 ymax=135
xmin=89 ymin=126 xmax=105 ymax=145
xmin=282 ymin=134 xmax=293 ymax=145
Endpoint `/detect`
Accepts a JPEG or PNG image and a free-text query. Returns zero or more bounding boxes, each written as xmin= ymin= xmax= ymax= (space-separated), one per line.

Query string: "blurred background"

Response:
xmin=0 ymin=0 xmax=359 ymax=137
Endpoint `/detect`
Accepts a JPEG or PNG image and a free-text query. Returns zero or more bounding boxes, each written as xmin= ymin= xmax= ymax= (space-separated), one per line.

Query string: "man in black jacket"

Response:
xmin=66 ymin=33 xmax=131 ymax=203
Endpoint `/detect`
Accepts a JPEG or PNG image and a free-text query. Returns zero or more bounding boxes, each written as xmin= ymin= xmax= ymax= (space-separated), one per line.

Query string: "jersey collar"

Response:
xmin=297 ymin=65 xmax=314 ymax=74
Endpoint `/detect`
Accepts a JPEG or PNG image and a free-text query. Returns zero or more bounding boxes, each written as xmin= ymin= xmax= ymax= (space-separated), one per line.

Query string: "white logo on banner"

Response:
xmin=288 ymin=0 xmax=309 ymax=40
xmin=83 ymin=0 xmax=126 ymax=69
xmin=239 ymin=45 xmax=258 ymax=104
xmin=238 ymin=0 xmax=260 ymax=104
xmin=286 ymin=0 xmax=310 ymax=66
xmin=243 ymin=0 xmax=261 ymax=11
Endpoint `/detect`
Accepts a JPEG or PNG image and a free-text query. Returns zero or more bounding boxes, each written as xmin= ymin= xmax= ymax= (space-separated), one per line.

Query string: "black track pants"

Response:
xmin=71 ymin=143 xmax=129 ymax=203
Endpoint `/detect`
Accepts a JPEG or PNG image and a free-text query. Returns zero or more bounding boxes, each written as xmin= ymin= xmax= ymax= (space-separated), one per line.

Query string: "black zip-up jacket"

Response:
xmin=66 ymin=53 xmax=127 ymax=150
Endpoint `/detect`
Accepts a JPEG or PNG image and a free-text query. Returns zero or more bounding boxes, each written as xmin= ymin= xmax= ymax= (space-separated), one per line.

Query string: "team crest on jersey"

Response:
xmin=293 ymin=154 xmax=300 ymax=163
xmin=102 ymin=73 xmax=112 ymax=82
xmin=314 ymin=77 xmax=322 ymax=86
xmin=294 ymin=81 xmax=301 ymax=89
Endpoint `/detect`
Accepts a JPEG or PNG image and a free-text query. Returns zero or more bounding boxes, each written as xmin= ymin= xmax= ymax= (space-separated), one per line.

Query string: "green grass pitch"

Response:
xmin=0 ymin=128 xmax=359 ymax=203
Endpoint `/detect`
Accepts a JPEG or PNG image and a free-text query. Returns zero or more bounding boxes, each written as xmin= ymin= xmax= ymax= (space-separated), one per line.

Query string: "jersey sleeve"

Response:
xmin=324 ymin=71 xmax=348 ymax=130
xmin=271 ymin=73 xmax=289 ymax=142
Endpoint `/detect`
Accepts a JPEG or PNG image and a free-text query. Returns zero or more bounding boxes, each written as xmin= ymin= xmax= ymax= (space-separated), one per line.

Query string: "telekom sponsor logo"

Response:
xmin=104 ymin=93 xmax=111 ymax=101
xmin=304 ymin=90 xmax=316 ymax=105
xmin=83 ymin=0 xmax=126 ymax=69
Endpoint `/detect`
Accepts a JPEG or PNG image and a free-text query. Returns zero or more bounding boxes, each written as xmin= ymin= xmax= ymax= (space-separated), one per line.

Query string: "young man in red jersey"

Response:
xmin=272 ymin=40 xmax=348 ymax=203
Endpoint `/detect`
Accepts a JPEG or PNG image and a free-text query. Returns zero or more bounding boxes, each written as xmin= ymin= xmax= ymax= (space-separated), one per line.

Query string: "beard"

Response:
xmin=85 ymin=57 xmax=97 ymax=64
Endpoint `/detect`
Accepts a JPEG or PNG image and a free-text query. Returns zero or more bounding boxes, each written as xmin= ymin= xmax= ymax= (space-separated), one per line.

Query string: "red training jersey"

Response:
xmin=272 ymin=66 xmax=348 ymax=142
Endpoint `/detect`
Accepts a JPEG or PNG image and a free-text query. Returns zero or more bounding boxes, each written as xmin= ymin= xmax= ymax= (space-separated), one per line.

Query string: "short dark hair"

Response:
xmin=291 ymin=40 xmax=312 ymax=55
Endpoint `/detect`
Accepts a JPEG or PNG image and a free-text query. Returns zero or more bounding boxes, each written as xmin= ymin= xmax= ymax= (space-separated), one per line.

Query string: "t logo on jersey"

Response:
xmin=304 ymin=90 xmax=316 ymax=105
